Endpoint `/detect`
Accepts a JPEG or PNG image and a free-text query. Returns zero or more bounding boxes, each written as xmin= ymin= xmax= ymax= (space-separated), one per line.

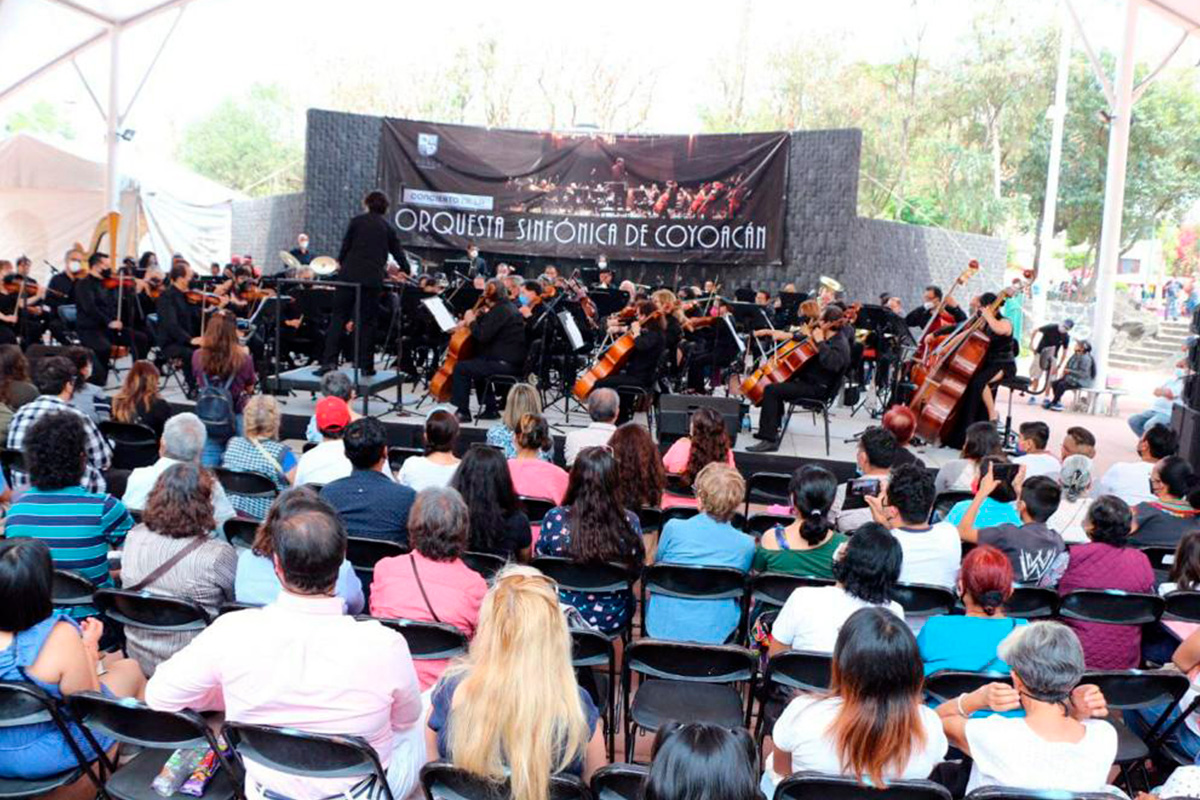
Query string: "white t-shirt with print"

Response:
xmin=894 ymin=522 xmax=961 ymax=589
xmin=964 ymin=716 xmax=1118 ymax=795
xmin=772 ymin=585 xmax=905 ymax=654
xmin=1015 ymin=452 xmax=1061 ymax=481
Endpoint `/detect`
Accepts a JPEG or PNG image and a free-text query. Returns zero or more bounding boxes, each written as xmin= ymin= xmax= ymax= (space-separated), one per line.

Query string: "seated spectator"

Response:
xmin=63 ymin=345 xmax=110 ymax=423
xmin=1058 ymin=496 xmax=1154 ymax=668
xmin=764 ymin=607 xmax=947 ymax=794
xmin=1161 ymin=530 xmax=1200 ymax=595
xmin=1049 ymin=455 xmax=1094 ymax=544
xmin=768 ymin=523 xmax=904 ymax=654
xmin=397 ymin=409 xmax=461 ymax=491
xmin=936 ymin=623 xmax=1116 ymax=796
xmin=959 ymin=469 xmax=1065 ymax=587
xmin=1061 ymin=425 xmax=1096 ymax=460
xmin=832 ymin=426 xmax=896 ymax=532
xmin=235 ymin=487 xmax=364 ymax=614
xmin=0 ymin=539 xmax=145 ymax=784
xmin=371 ymin=487 xmax=487 ymax=690
xmin=486 ymin=382 xmax=553 ymax=462
xmin=1094 ymin=423 xmax=1177 ymax=506
xmin=148 ymin=502 xmax=422 ymax=800
xmin=535 ymin=448 xmax=645 ymax=635
xmin=110 ymin=360 xmax=172 ymax=436
xmin=946 ymin=455 xmax=1021 ymax=529
xmin=882 ymin=405 xmax=925 ymax=468
xmin=1129 ymin=365 xmax=1185 ymax=437
xmin=320 ymin=417 xmax=416 ymax=545
xmin=646 ymin=723 xmax=760 ymax=800
xmin=648 ymin=464 xmax=754 ymax=643
xmin=1044 ymin=340 xmax=1096 ymax=411
xmin=1126 ymin=625 xmax=1200 ymax=763
xmin=0 ymin=345 xmax=35 ymax=444
xmin=1131 ymin=455 xmax=1200 ymax=547
xmin=305 ymin=369 xmax=359 ymax=444
xmin=609 ymin=422 xmax=666 ymax=510
xmin=120 ymin=463 xmax=236 ymax=675
xmin=426 ymin=566 xmax=604 ymax=795
xmin=294 ymin=397 xmax=353 ymax=486
xmin=508 ymin=413 xmax=569 ymax=504
xmin=753 ymin=465 xmax=846 ymax=580
xmin=867 ymin=463 xmax=960 ymax=589
xmin=935 ymin=421 xmax=1000 ymax=494
xmin=918 ymin=545 xmax=1027 ymax=676
xmin=220 ymin=395 xmax=296 ymax=518
xmin=449 ymin=444 xmax=530 ymax=559
xmin=122 ymin=412 xmax=237 ymax=528
xmin=564 ymin=387 xmax=618 ymax=467
xmin=1014 ymin=421 xmax=1060 ymax=479
xmin=661 ymin=407 xmax=735 ymax=507
xmin=8 ymin=356 xmax=111 ymax=493
xmin=5 ymin=411 xmax=132 ymax=618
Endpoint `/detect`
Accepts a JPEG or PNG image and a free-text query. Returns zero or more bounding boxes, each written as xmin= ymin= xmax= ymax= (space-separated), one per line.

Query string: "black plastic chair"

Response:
xmin=622 ymin=639 xmax=756 ymax=762
xmin=660 ymin=506 xmax=700 ymax=527
xmin=93 ymin=588 xmax=210 ymax=632
xmin=640 ymin=563 xmax=747 ymax=638
xmin=1140 ymin=545 xmax=1176 ymax=573
xmin=69 ymin=691 xmax=239 ymax=800
xmin=590 ymin=764 xmax=647 ymax=800
xmin=775 ymin=772 xmax=952 ymax=800
xmin=663 ymin=474 xmax=696 ymax=501
xmin=99 ymin=420 xmax=159 ymax=470
xmin=891 ymin=583 xmax=956 ymax=617
xmin=346 ymin=537 xmax=410 ymax=607
xmin=754 ymin=650 xmax=833 ymax=745
xmin=222 ymin=517 xmax=260 ymax=549
xmin=532 ymin=556 xmax=638 ymax=638
xmin=1058 ymin=589 xmax=1165 ymax=626
xmin=924 ymin=670 xmax=1013 ymax=705
xmin=1163 ymin=589 xmax=1200 ymax=622
xmin=519 ymin=496 xmax=558 ymax=525
xmin=0 ymin=682 xmax=94 ymax=798
xmin=779 ymin=372 xmax=845 ymax=456
xmin=224 ymin=722 xmax=395 ymax=800
xmin=964 ymin=788 xmax=1117 ymax=800
xmin=0 ymin=447 xmax=24 ymax=488
xmin=572 ymin=628 xmax=617 ymax=761
xmin=370 ymin=618 xmax=469 ymax=660
xmin=218 ymin=600 xmax=263 ymax=616
xmin=744 ymin=472 xmax=792 ymax=517
xmin=740 ymin=513 xmax=794 ymax=538
xmin=749 ymin=572 xmax=834 ymax=609
xmin=1081 ymin=669 xmax=1190 ymax=789
xmin=51 ymin=569 xmax=97 ymax=609
xmin=1004 ymin=586 xmax=1058 ymax=619
xmin=420 ymin=761 xmax=591 ymax=800
xmin=214 ymin=468 xmax=279 ymax=512
xmin=387 ymin=446 xmax=424 ymax=474
xmin=636 ymin=507 xmax=663 ymax=535
xmin=931 ymin=491 xmax=974 ymax=523
xmin=462 ymin=551 xmax=508 ymax=580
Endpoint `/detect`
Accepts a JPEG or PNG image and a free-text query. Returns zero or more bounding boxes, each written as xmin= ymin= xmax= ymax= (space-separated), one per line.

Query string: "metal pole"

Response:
xmin=105 ymin=25 xmax=121 ymax=215
xmin=1091 ymin=0 xmax=1139 ymax=392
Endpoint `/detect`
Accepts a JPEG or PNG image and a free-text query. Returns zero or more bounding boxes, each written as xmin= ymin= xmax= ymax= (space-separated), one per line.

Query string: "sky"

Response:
xmin=1 ymin=0 xmax=1199 ymax=164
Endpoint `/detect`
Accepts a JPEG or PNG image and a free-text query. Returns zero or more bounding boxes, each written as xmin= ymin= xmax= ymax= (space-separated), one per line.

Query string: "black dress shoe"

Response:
xmin=477 ymin=409 xmax=500 ymax=421
xmin=455 ymin=411 xmax=473 ymax=423
xmin=314 ymin=364 xmax=335 ymax=376
xmin=746 ymin=440 xmax=780 ymax=453
xmin=362 ymin=368 xmax=377 ymax=377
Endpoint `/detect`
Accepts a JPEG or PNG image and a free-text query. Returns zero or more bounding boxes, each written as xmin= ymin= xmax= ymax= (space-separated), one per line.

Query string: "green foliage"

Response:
xmin=4 ymin=101 xmax=74 ymax=139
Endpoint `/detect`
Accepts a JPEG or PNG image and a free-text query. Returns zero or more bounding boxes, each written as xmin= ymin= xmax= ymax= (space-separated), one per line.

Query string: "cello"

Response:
xmin=573 ymin=305 xmax=663 ymax=402
xmin=428 ymin=282 xmax=495 ymax=402
xmin=740 ymin=303 xmax=860 ymax=406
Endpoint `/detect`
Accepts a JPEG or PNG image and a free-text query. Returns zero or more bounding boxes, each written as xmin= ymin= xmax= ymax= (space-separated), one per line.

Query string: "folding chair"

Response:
xmin=640 ymin=563 xmax=748 ymax=640
xmin=740 ymin=513 xmax=794 ymax=538
xmin=1003 ymin=586 xmax=1058 ymax=619
xmin=891 ymin=583 xmax=956 ymax=618
xmin=778 ymin=373 xmax=846 ymax=456
xmin=590 ymin=764 xmax=647 ymax=800
xmin=749 ymin=572 xmax=834 ymax=611
xmin=369 ymin=618 xmax=469 ymax=661
xmin=1164 ymin=589 xmax=1200 ymax=623
xmin=346 ymin=537 xmax=410 ymax=607
xmin=572 ymin=628 xmax=617 ymax=761
xmin=462 ymin=551 xmax=508 ymax=581
xmin=98 ymin=421 xmax=159 ymax=470
xmin=0 ymin=447 xmax=23 ymax=488
xmin=519 ymin=496 xmax=557 ymax=526
xmin=420 ymin=761 xmax=590 ymax=800
xmin=931 ymin=491 xmax=974 ymax=523
xmin=222 ymin=517 xmax=260 ymax=550
xmin=1058 ymin=590 xmax=1165 ymax=627
xmin=754 ymin=650 xmax=833 ymax=746
xmin=93 ymin=588 xmax=210 ymax=633
xmin=963 ymin=788 xmax=1117 ymax=800
xmin=0 ymin=682 xmax=98 ymax=799
xmin=744 ymin=472 xmax=792 ymax=517
xmin=924 ymin=670 xmax=1013 ymax=705
xmin=51 ymin=569 xmax=97 ymax=610
xmin=635 ymin=507 xmax=663 ymax=536
xmin=531 ymin=556 xmax=639 ymax=640
xmin=663 ymin=474 xmax=695 ymax=503
xmin=387 ymin=446 xmax=424 ymax=474
xmin=661 ymin=506 xmax=699 ymax=527
xmin=775 ymin=772 xmax=952 ymax=800
xmin=224 ymin=722 xmax=394 ymax=800
xmin=214 ymin=469 xmax=279 ymax=516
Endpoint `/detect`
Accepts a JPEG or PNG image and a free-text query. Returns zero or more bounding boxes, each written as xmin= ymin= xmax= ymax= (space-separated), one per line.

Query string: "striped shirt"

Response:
xmin=6 ymin=395 xmax=112 ymax=494
xmin=5 ymin=486 xmax=133 ymax=617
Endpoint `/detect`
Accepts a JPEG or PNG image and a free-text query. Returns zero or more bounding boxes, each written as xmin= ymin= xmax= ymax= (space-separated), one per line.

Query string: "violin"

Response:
xmin=741 ymin=303 xmax=861 ymax=405
xmin=102 ymin=275 xmax=141 ymax=292
xmin=1 ymin=276 xmax=41 ymax=298
xmin=185 ymin=289 xmax=224 ymax=308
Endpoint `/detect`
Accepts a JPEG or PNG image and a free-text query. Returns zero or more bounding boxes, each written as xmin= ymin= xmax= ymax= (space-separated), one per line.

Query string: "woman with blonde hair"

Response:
xmin=426 ymin=565 xmax=605 ymax=800
xmin=486 ymin=383 xmax=552 ymax=461
xmin=219 ymin=395 xmax=297 ymax=517
xmin=111 ymin=360 xmax=172 ymax=437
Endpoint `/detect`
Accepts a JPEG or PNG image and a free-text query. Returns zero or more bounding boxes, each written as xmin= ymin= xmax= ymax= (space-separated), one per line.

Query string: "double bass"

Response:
xmin=428 ymin=283 xmax=496 ymax=402
xmin=573 ymin=308 xmax=663 ymax=402
xmin=740 ymin=303 xmax=860 ymax=406
xmin=907 ymin=260 xmax=978 ymax=387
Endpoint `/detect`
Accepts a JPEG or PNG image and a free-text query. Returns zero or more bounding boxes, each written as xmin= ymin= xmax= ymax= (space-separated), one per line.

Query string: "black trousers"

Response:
xmin=160 ymin=343 xmax=197 ymax=391
xmin=320 ymin=285 xmax=378 ymax=370
xmin=757 ymin=380 xmax=831 ymax=441
xmin=1051 ymin=376 xmax=1083 ymax=403
xmin=451 ymin=356 xmax=520 ymax=415
xmin=594 ymin=373 xmax=653 ymax=424
xmin=78 ymin=327 xmax=150 ymax=386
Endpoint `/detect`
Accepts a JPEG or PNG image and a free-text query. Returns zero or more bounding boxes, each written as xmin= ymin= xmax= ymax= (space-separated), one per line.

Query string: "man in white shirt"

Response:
xmin=1093 ymin=423 xmax=1178 ymax=506
xmin=1128 ymin=363 xmax=1186 ymax=437
xmin=294 ymin=397 xmax=353 ymax=486
xmin=122 ymin=413 xmax=235 ymax=529
xmin=1013 ymin=421 xmax=1060 ymax=480
xmin=832 ymin=426 xmax=895 ymax=532
xmin=865 ymin=463 xmax=961 ymax=589
xmin=565 ymin=388 xmax=619 ymax=467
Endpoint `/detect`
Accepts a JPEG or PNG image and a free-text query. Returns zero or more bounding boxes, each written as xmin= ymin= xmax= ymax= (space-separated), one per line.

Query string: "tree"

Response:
xmin=4 ymin=100 xmax=75 ymax=139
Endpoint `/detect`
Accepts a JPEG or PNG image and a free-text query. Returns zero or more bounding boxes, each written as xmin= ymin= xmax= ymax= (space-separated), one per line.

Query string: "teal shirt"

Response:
xmin=947 ymin=498 xmax=1020 ymax=529
xmin=918 ymin=614 xmax=1028 ymax=718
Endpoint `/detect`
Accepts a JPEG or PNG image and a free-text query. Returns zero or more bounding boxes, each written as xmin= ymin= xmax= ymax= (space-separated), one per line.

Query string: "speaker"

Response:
xmin=658 ymin=394 xmax=742 ymax=447
xmin=1174 ymin=404 xmax=1200 ymax=471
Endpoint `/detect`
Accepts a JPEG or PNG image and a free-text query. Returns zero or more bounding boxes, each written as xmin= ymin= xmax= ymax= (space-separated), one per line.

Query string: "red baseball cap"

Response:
xmin=315 ymin=396 xmax=351 ymax=434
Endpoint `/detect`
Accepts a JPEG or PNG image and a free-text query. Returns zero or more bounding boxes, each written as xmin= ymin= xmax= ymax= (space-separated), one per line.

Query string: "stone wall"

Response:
xmin=230 ymin=192 xmax=305 ymax=270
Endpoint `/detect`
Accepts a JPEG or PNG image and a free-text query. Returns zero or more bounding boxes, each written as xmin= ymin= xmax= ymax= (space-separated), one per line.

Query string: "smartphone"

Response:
xmin=992 ymin=462 xmax=1019 ymax=485
xmin=848 ymin=477 xmax=882 ymax=499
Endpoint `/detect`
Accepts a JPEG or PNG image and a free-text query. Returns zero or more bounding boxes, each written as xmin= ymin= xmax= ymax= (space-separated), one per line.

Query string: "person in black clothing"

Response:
xmin=155 ymin=261 xmax=202 ymax=393
xmin=1028 ymin=318 xmax=1074 ymax=397
xmin=44 ymin=248 xmax=84 ymax=346
xmin=317 ymin=191 xmax=408 ymax=376
xmin=904 ymin=284 xmax=966 ymax=330
xmin=451 ymin=279 xmax=527 ymax=422
xmin=75 ymin=252 xmax=149 ymax=386
xmin=288 ymin=233 xmax=314 ymax=266
xmin=746 ymin=304 xmax=853 ymax=452
xmin=594 ymin=300 xmax=667 ymax=424
xmin=466 ymin=243 xmax=490 ymax=281
xmin=940 ymin=291 xmax=1016 ymax=451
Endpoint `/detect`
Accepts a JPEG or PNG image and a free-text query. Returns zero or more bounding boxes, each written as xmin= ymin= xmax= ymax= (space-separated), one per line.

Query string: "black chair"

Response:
xmin=640 ymin=563 xmax=748 ymax=639
xmin=519 ymin=496 xmax=557 ymax=526
xmin=891 ymin=583 xmax=956 ymax=617
xmin=744 ymin=472 xmax=792 ymax=517
xmin=964 ymin=788 xmax=1117 ymax=800
xmin=69 ymin=691 xmax=240 ymax=800
xmin=1140 ymin=545 xmax=1177 ymax=573
xmin=532 ymin=556 xmax=638 ymax=637
xmin=573 ymin=628 xmax=617 ymax=760
xmin=779 ymin=373 xmax=846 ymax=456
xmin=370 ymin=618 xmax=469 ymax=660
xmin=0 ymin=682 xmax=95 ymax=799
xmin=636 ymin=507 xmax=663 ymax=536
xmin=218 ymin=600 xmax=263 ymax=616
xmin=740 ymin=513 xmax=794 ymax=538
xmin=663 ymin=474 xmax=696 ymax=501
xmin=775 ymin=772 xmax=952 ymax=800
xmin=0 ymin=447 xmax=23 ymax=488
xmin=931 ymin=491 xmax=974 ymax=523
xmin=622 ymin=640 xmax=756 ymax=761
xmin=1163 ymin=589 xmax=1200 ymax=622
xmin=754 ymin=650 xmax=833 ymax=745
xmin=93 ymin=588 xmax=210 ymax=632
xmin=924 ymin=670 xmax=1013 ymax=705
xmin=590 ymin=764 xmax=647 ymax=800
xmin=750 ymin=572 xmax=834 ymax=610
xmin=1081 ymin=669 xmax=1190 ymax=789
xmin=462 ymin=551 xmax=508 ymax=580
xmin=51 ymin=569 xmax=97 ymax=609
xmin=387 ymin=446 xmax=424 ymax=474
xmin=661 ymin=506 xmax=699 ymax=526
xmin=1004 ymin=586 xmax=1059 ymax=619
xmin=421 ymin=761 xmax=591 ymax=800
xmin=225 ymin=722 xmax=395 ymax=800
xmin=214 ymin=468 xmax=279 ymax=514
xmin=99 ymin=420 xmax=159 ymax=470
xmin=222 ymin=517 xmax=260 ymax=549
xmin=1058 ymin=590 xmax=1165 ymax=626
xmin=347 ymin=537 xmax=410 ymax=606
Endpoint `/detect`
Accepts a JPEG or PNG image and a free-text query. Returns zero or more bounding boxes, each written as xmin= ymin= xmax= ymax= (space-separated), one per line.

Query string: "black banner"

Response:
xmin=377 ymin=119 xmax=789 ymax=265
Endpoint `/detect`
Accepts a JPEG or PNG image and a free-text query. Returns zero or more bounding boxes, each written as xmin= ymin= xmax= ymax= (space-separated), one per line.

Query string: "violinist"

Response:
xmin=904 ymin=285 xmax=965 ymax=330
xmin=450 ymin=278 xmax=527 ymax=423
xmin=594 ymin=257 xmax=614 ymax=289
xmin=593 ymin=299 xmax=666 ymax=424
xmin=754 ymin=289 xmax=778 ymax=328
xmin=746 ymin=304 xmax=852 ymax=453
xmin=941 ymin=291 xmax=1016 ymax=450
xmin=156 ymin=261 xmax=203 ymax=394
xmin=0 ymin=261 xmax=19 ymax=345
xmin=76 ymin=251 xmax=150 ymax=386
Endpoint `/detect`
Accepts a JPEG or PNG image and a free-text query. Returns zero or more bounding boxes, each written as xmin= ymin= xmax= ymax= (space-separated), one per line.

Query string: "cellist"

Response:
xmin=450 ymin=278 xmax=527 ymax=423
xmin=941 ymin=291 xmax=1016 ymax=450
xmin=591 ymin=299 xmax=666 ymax=424
xmin=746 ymin=304 xmax=852 ymax=453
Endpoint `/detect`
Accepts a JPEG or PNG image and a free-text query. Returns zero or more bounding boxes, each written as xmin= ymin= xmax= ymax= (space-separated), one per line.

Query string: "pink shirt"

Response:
xmin=508 ymin=458 xmax=570 ymax=505
xmin=145 ymin=592 xmax=422 ymax=800
xmin=370 ymin=552 xmax=487 ymax=691
xmin=661 ymin=438 xmax=735 ymax=475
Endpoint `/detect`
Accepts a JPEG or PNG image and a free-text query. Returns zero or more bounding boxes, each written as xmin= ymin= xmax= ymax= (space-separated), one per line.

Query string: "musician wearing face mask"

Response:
xmin=904 ymin=284 xmax=965 ymax=330
xmin=289 ymin=233 xmax=314 ymax=266
xmin=451 ymin=278 xmax=527 ymax=423
xmin=594 ymin=257 xmax=614 ymax=289
xmin=466 ymin=243 xmax=490 ymax=280
xmin=940 ymin=291 xmax=1016 ymax=451
xmin=75 ymin=251 xmax=150 ymax=386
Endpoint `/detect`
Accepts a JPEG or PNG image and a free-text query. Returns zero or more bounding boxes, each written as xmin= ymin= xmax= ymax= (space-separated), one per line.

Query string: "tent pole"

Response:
xmin=105 ymin=25 xmax=121 ymax=225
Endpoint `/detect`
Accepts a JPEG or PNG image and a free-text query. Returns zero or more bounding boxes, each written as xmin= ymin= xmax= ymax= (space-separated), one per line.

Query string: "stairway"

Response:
xmin=1109 ymin=320 xmax=1191 ymax=371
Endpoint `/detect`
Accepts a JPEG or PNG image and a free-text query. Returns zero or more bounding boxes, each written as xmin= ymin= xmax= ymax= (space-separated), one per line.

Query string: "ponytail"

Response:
xmin=798 ymin=506 xmax=833 ymax=546
xmin=788 ymin=465 xmax=837 ymax=546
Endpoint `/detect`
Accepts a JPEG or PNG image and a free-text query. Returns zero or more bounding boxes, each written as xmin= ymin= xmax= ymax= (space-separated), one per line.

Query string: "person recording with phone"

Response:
xmin=830 ymin=426 xmax=896 ymax=532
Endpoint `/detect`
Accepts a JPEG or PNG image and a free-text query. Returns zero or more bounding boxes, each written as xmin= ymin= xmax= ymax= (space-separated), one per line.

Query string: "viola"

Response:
xmin=102 ymin=275 xmax=140 ymax=291
xmin=185 ymin=290 xmax=224 ymax=308
xmin=740 ymin=303 xmax=860 ymax=406
xmin=573 ymin=310 xmax=664 ymax=401
xmin=1 ymin=276 xmax=40 ymax=298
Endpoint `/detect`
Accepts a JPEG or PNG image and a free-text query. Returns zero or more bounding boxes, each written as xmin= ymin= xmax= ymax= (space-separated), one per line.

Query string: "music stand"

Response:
xmin=588 ymin=288 xmax=626 ymax=318
xmin=775 ymin=291 xmax=807 ymax=328
xmin=446 ymin=285 xmax=482 ymax=316
xmin=726 ymin=301 xmax=777 ymax=362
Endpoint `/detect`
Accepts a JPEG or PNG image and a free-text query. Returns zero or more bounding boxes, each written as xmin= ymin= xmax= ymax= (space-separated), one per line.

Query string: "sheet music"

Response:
xmin=423 ymin=297 xmax=459 ymax=333
xmin=558 ymin=311 xmax=585 ymax=351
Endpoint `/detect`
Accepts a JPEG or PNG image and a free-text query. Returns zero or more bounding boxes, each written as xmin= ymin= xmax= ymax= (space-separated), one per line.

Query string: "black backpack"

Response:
xmin=195 ymin=371 xmax=237 ymax=442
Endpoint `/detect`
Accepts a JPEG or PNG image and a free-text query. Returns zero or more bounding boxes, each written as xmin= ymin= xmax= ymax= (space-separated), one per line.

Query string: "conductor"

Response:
xmin=317 ymin=190 xmax=407 ymax=377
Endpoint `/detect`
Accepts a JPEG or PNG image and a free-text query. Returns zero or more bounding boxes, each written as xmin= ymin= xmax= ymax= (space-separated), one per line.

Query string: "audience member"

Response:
xmin=1131 ymin=455 xmax=1200 ymax=547
xmin=449 ymin=444 xmax=530 ymax=559
xmin=648 ymin=464 xmax=754 ymax=643
xmin=565 ymin=388 xmax=618 ymax=467
xmin=1057 ymin=496 xmax=1154 ymax=668
xmin=235 ymin=488 xmax=364 ymax=613
xmin=220 ymin=395 xmax=296 ymax=517
xmin=1094 ymin=423 xmax=1177 ymax=506
xmin=1129 ymin=365 xmax=1186 ymax=437
xmin=882 ymin=405 xmax=924 ymax=468
xmin=945 ymin=455 xmax=1021 ymax=528
xmin=867 ymin=463 xmax=960 ymax=589
xmin=7 ymin=356 xmax=111 ymax=493
xmin=120 ymin=463 xmax=236 ymax=675
xmin=609 ymin=422 xmax=666 ymax=510
xmin=959 ymin=469 xmax=1065 ymax=587
xmin=320 ymin=417 xmax=416 ymax=545
xmin=508 ymin=413 xmax=569 ymax=504
xmin=1044 ymin=339 xmax=1096 ymax=411
xmin=662 ymin=407 xmax=735 ymax=509
xmin=645 ymin=723 xmax=760 ymax=800
xmin=769 ymin=523 xmax=904 ymax=654
xmin=0 ymin=345 xmax=34 ymax=443
xmin=535 ymin=447 xmax=645 ymax=634
xmin=935 ymin=623 xmax=1115 ymax=796
xmin=1125 ymin=626 xmax=1200 ymax=763
xmin=486 ymin=383 xmax=553 ymax=462
xmin=764 ymin=607 xmax=947 ymax=793
xmin=426 ymin=566 xmax=604 ymax=797
xmin=193 ymin=309 xmax=256 ymax=466
xmin=1161 ymin=531 xmax=1200 ymax=595
xmin=370 ymin=487 xmax=487 ymax=690
xmin=122 ymin=412 xmax=236 ymax=528
xmin=397 ymin=409 xmax=461 ymax=491
xmin=0 ymin=539 xmax=144 ymax=785
xmin=832 ymin=426 xmax=896 ymax=532
xmin=753 ymin=465 xmax=845 ymax=579
xmin=1014 ymin=421 xmax=1060 ymax=480
xmin=148 ymin=503 xmax=422 ymax=800
xmin=294 ymin=396 xmax=353 ymax=486
xmin=304 ymin=369 xmax=359 ymax=443
xmin=63 ymin=345 xmax=110 ymax=423
xmin=110 ymin=359 xmax=171 ymax=436
xmin=1048 ymin=455 xmax=1094 ymax=544
xmin=935 ymin=421 xmax=1000 ymax=494
xmin=1061 ymin=425 xmax=1096 ymax=460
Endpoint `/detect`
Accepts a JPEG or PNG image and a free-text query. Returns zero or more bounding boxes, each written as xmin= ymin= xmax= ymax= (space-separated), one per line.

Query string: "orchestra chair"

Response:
xmin=572 ymin=628 xmax=617 ymax=760
xmin=144 ymin=313 xmax=189 ymax=396
xmin=778 ymin=372 xmax=848 ymax=456
xmin=481 ymin=374 xmax=519 ymax=415
xmin=420 ymin=762 xmax=590 ymax=800
xmin=774 ymin=772 xmax=951 ymax=800
xmin=0 ymin=682 xmax=96 ymax=799
xmin=754 ymin=650 xmax=833 ymax=749
xmin=55 ymin=304 xmax=81 ymax=346
xmin=590 ymin=764 xmax=647 ymax=800
xmin=225 ymin=723 xmax=394 ymax=800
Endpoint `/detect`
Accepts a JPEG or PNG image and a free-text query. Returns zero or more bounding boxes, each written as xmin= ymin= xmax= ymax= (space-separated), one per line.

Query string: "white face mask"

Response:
xmin=598 ymin=261 xmax=607 ymax=269
xmin=923 ymin=300 xmax=935 ymax=310
xmin=67 ymin=260 xmax=83 ymax=274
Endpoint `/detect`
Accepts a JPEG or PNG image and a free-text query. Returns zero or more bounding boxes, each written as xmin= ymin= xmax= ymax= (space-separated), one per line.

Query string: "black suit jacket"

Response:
xmin=75 ymin=276 xmax=116 ymax=333
xmin=471 ymin=299 xmax=527 ymax=365
xmin=336 ymin=212 xmax=407 ymax=288
xmin=156 ymin=285 xmax=199 ymax=349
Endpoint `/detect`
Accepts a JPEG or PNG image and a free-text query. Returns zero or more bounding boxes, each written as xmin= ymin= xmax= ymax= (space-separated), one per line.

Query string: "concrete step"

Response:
xmin=1109 ymin=357 xmax=1161 ymax=371
xmin=1110 ymin=351 xmax=1170 ymax=366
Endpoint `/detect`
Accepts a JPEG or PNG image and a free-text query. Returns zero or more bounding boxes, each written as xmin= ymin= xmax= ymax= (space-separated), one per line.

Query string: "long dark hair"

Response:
xmin=683 ymin=407 xmax=730 ymax=487
xmin=199 ymin=310 xmax=242 ymax=379
xmin=1170 ymin=531 xmax=1200 ymax=591
xmin=645 ymin=723 xmax=761 ymax=800
xmin=0 ymin=344 xmax=28 ymax=407
xmin=450 ymin=445 xmax=522 ymax=553
xmin=790 ymin=465 xmax=837 ymax=545
xmin=563 ymin=447 xmax=644 ymax=569
xmin=610 ymin=422 xmax=666 ymax=509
